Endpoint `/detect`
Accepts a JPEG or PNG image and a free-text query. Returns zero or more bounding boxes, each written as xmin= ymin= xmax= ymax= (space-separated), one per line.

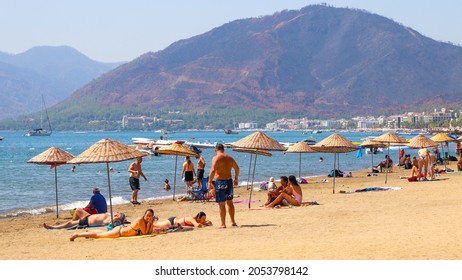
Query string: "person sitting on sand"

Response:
xmin=264 ymin=176 xmax=288 ymax=206
xmin=154 ymin=211 xmax=212 ymax=229
xmin=411 ymin=156 xmax=420 ymax=177
xmin=44 ymin=210 xmax=126 ymax=230
xmin=69 ymin=209 xmax=156 ymax=241
xmin=265 ymin=175 xmax=302 ymax=208
xmin=377 ymin=155 xmax=393 ymax=172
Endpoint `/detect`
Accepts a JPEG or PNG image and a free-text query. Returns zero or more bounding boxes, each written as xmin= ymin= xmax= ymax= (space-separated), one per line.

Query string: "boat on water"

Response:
xmin=0 ymin=136 xmax=3 ymax=141
xmin=25 ymin=96 xmax=52 ymax=136
xmin=224 ymin=129 xmax=239 ymax=134
xmin=281 ymin=138 xmax=316 ymax=148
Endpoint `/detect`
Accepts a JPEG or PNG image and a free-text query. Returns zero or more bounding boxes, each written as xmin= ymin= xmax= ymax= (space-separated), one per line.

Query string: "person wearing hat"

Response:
xmin=82 ymin=187 xmax=107 ymax=216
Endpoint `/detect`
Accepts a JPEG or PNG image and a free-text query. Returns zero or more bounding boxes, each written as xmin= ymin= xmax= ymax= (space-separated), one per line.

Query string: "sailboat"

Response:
xmin=26 ymin=95 xmax=52 ymax=136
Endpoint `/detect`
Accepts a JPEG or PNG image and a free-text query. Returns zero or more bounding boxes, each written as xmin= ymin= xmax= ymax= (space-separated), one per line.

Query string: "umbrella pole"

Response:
xmin=385 ymin=144 xmax=390 ymax=184
xmin=54 ymin=166 xmax=59 ymax=218
xmin=106 ymin=163 xmax=114 ymax=225
xmin=298 ymin=153 xmax=302 ymax=180
xmin=442 ymin=143 xmax=447 ymax=170
xmin=246 ymin=154 xmax=253 ymax=190
xmin=371 ymin=151 xmax=374 ymax=173
xmin=332 ymin=153 xmax=336 ymax=194
xmin=248 ymin=154 xmax=258 ymax=209
xmin=173 ymin=155 xmax=178 ymax=201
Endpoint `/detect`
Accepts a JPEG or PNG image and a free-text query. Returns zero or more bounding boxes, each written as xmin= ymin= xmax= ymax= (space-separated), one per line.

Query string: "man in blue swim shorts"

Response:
xmin=208 ymin=143 xmax=240 ymax=228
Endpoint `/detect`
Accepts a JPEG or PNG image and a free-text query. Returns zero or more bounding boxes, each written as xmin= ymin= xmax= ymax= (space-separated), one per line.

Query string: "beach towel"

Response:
xmin=339 ymin=187 xmax=401 ymax=194
xmin=234 ymin=199 xmax=259 ymax=204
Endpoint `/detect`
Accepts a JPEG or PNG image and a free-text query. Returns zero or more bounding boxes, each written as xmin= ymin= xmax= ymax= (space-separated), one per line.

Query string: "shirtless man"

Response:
xmin=182 ymin=156 xmax=196 ymax=194
xmin=196 ymin=154 xmax=206 ymax=190
xmin=208 ymin=143 xmax=240 ymax=228
xmin=128 ymin=157 xmax=147 ymax=205
xmin=43 ymin=210 xmax=126 ymax=229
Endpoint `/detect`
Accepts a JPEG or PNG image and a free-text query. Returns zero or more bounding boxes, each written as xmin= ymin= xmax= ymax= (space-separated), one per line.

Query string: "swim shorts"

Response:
xmin=197 ymin=169 xmax=204 ymax=180
xmin=129 ymin=177 xmax=140 ymax=190
xmin=215 ymin=179 xmax=233 ymax=203
xmin=184 ymin=171 xmax=194 ymax=182
xmin=78 ymin=216 xmax=89 ymax=227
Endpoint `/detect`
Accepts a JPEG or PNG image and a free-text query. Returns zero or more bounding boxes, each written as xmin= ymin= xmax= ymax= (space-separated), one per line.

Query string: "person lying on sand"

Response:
xmin=70 ymin=209 xmax=156 ymax=241
xmin=43 ymin=211 xmax=126 ymax=229
xmin=154 ymin=211 xmax=212 ymax=229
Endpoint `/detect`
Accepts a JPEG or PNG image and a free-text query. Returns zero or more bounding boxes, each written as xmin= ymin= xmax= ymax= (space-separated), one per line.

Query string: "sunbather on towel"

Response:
xmin=43 ymin=210 xmax=126 ymax=230
xmin=69 ymin=209 xmax=155 ymax=241
xmin=154 ymin=211 xmax=212 ymax=229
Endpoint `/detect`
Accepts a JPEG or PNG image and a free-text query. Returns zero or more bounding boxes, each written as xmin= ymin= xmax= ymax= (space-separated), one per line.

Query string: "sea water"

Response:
xmin=0 ymin=130 xmax=452 ymax=218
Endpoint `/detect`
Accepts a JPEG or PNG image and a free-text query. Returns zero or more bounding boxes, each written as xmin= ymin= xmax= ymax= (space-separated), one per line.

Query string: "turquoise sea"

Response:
xmin=0 ymin=130 xmax=451 ymax=218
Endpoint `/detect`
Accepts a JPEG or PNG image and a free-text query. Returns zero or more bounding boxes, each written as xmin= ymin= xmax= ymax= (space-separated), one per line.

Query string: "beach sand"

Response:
xmin=1 ymin=162 xmax=461 ymax=260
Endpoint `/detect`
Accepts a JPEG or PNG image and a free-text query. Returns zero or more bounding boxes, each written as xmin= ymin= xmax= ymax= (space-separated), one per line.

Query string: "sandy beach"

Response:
xmin=1 ymin=161 xmax=461 ymax=260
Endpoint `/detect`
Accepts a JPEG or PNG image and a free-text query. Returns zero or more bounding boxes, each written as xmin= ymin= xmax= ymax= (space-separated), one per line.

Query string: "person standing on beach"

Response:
xmin=208 ymin=143 xmax=240 ymax=228
xmin=182 ymin=156 xmax=196 ymax=194
xmin=128 ymin=157 xmax=147 ymax=205
xmin=196 ymin=153 xmax=206 ymax=190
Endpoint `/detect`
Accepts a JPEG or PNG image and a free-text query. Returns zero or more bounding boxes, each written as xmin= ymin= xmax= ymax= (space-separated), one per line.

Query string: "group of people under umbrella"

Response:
xmin=28 ymin=130 xmax=460 ymax=220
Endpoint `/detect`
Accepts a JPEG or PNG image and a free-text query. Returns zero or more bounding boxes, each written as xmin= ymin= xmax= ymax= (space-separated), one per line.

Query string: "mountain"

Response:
xmin=0 ymin=46 xmax=123 ymax=119
xmin=18 ymin=5 xmax=462 ymax=127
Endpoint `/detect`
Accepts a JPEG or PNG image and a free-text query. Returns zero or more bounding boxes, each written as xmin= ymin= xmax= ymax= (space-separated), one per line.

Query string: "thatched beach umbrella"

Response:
xmin=430 ymin=132 xmax=456 ymax=170
xmin=156 ymin=143 xmax=198 ymax=200
xmin=312 ymin=133 xmax=358 ymax=194
xmin=231 ymin=132 xmax=286 ymax=208
xmin=373 ymin=132 xmax=407 ymax=184
xmin=28 ymin=147 xmax=74 ymax=218
xmin=360 ymin=139 xmax=386 ymax=172
xmin=68 ymin=138 xmax=146 ymax=225
xmin=286 ymin=141 xmax=317 ymax=180
xmin=407 ymin=134 xmax=438 ymax=149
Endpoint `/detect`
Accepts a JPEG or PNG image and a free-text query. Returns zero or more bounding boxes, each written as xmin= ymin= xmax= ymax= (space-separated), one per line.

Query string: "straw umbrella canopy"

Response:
xmin=372 ymin=132 xmax=407 ymax=184
xmin=360 ymin=139 xmax=386 ymax=172
xmin=28 ymin=147 xmax=74 ymax=218
xmin=407 ymin=134 xmax=438 ymax=149
xmin=68 ymin=138 xmax=146 ymax=225
xmin=430 ymin=132 xmax=457 ymax=170
xmin=156 ymin=143 xmax=198 ymax=200
xmin=312 ymin=133 xmax=358 ymax=194
xmin=286 ymin=141 xmax=317 ymax=180
xmin=231 ymin=132 xmax=286 ymax=208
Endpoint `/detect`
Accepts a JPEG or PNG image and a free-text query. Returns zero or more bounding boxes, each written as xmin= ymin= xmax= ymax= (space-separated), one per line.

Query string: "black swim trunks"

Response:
xmin=78 ymin=216 xmax=89 ymax=227
xmin=197 ymin=169 xmax=204 ymax=180
xmin=184 ymin=171 xmax=194 ymax=182
xmin=129 ymin=177 xmax=140 ymax=190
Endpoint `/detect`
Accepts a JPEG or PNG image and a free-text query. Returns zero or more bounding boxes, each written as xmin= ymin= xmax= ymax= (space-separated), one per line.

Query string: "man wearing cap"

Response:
xmin=83 ymin=187 xmax=107 ymax=216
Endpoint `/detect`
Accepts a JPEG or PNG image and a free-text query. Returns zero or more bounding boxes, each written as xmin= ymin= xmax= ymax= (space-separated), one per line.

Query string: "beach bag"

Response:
xmin=299 ymin=178 xmax=308 ymax=184
xmin=259 ymin=182 xmax=268 ymax=191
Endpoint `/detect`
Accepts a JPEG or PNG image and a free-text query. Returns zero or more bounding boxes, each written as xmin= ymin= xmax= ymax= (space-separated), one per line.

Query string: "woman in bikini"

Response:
xmin=70 ymin=209 xmax=156 ymax=241
xmin=418 ymin=148 xmax=430 ymax=181
xmin=154 ymin=211 xmax=212 ymax=229
xmin=265 ymin=175 xmax=303 ymax=208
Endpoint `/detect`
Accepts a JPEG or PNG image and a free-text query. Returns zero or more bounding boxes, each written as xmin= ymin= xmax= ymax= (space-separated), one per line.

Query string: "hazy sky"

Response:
xmin=1 ymin=0 xmax=461 ymax=62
